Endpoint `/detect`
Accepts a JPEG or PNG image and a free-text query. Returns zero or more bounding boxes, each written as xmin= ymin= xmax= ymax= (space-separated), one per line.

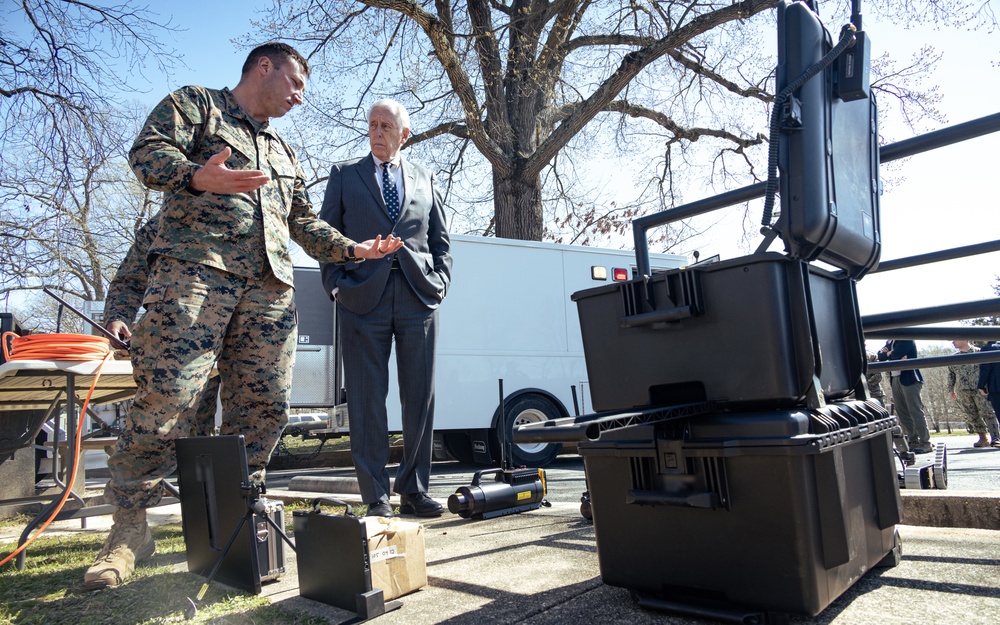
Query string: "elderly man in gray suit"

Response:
xmin=320 ymin=99 xmax=452 ymax=518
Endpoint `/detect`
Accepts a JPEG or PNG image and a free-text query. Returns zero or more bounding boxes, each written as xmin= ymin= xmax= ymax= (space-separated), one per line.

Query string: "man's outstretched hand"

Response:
xmin=354 ymin=235 xmax=404 ymax=259
xmin=190 ymin=147 xmax=271 ymax=194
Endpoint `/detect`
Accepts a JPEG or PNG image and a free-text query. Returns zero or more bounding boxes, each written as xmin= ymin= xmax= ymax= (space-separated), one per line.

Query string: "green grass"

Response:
xmin=929 ymin=428 xmax=979 ymax=437
xmin=0 ymin=430 xmax=387 ymax=624
xmin=0 ymin=503 xmax=335 ymax=625
xmin=274 ymin=433 xmax=402 ymax=455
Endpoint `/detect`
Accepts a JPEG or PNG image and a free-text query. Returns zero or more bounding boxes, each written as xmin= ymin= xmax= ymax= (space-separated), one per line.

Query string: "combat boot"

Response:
xmin=973 ymin=433 xmax=991 ymax=448
xmin=83 ymin=507 xmax=156 ymax=590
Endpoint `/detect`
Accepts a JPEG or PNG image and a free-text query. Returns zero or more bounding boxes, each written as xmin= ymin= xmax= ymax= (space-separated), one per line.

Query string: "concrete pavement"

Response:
xmin=11 ymin=493 xmax=995 ymax=625
xmin=3 ymin=434 xmax=998 ymax=624
xmin=257 ymin=439 xmax=1000 ymax=625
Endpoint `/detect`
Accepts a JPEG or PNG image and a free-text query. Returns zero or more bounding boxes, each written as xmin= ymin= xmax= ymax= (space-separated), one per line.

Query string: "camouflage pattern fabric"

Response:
xmin=865 ymin=353 xmax=885 ymax=404
xmin=953 ymin=389 xmax=993 ymax=434
xmin=108 ymin=85 xmax=357 ymax=508
xmin=948 ymin=348 xmax=994 ymax=435
xmin=129 ymin=86 xmax=357 ymax=286
xmin=948 ymin=347 xmax=984 ymax=391
xmin=107 ymin=256 xmax=295 ymax=508
xmin=104 ymin=212 xmax=161 ymax=327
xmin=103 ymin=210 xmax=218 ymax=439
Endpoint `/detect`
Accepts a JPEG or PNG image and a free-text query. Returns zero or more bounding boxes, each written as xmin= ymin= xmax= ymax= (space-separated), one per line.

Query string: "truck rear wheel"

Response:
xmin=491 ymin=394 xmax=562 ymax=468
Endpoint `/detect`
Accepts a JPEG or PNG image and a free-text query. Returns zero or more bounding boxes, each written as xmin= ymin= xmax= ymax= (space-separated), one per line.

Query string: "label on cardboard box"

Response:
xmin=369 ymin=545 xmax=398 ymax=563
xmin=365 ymin=517 xmax=427 ymax=600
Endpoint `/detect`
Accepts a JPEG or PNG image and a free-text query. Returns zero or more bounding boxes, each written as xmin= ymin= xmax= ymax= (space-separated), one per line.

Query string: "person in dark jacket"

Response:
xmin=878 ymin=339 xmax=933 ymax=453
xmin=978 ymin=341 xmax=1000 ymax=448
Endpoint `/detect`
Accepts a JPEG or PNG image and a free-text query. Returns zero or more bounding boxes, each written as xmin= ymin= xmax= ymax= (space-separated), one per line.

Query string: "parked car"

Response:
xmin=282 ymin=413 xmax=329 ymax=436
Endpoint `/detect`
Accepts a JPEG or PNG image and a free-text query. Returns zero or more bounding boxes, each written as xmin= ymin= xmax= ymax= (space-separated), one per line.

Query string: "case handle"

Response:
xmin=626 ymin=489 xmax=719 ymax=509
xmin=620 ymin=306 xmax=693 ymax=329
xmin=309 ymin=497 xmax=355 ymax=517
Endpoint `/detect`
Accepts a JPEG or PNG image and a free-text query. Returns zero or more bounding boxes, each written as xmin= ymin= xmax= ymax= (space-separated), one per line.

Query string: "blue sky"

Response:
xmin=131 ymin=2 xmax=1000 ymax=347
xmin=137 ymin=1 xmax=274 ymax=101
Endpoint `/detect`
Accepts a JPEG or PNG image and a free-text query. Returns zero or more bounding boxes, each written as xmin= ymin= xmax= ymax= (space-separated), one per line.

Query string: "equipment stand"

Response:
xmin=184 ymin=484 xmax=295 ymax=620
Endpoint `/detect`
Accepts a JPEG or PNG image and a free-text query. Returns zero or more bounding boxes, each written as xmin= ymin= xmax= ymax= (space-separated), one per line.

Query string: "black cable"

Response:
xmin=761 ymin=23 xmax=857 ymax=229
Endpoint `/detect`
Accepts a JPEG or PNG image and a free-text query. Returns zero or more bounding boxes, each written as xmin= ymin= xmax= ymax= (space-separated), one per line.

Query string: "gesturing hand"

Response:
xmin=354 ymin=235 xmax=405 ymax=259
xmin=189 ymin=147 xmax=271 ymax=194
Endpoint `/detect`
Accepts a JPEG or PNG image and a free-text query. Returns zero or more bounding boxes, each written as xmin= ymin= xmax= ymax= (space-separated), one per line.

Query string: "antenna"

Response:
xmin=42 ymin=287 xmax=129 ymax=350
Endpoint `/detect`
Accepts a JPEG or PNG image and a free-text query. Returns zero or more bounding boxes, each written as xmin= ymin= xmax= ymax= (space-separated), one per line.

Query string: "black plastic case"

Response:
xmin=572 ymin=253 xmax=865 ymax=412
xmin=578 ymin=401 xmax=902 ymax=617
xmin=777 ymin=0 xmax=881 ymax=277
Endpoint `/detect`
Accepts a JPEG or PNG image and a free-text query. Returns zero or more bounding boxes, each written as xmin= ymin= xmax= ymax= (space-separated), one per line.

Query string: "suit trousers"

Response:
xmin=890 ymin=376 xmax=931 ymax=447
xmin=339 ymin=269 xmax=438 ymax=503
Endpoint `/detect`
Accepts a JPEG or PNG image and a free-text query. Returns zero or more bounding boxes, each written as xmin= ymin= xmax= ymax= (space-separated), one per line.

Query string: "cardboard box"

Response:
xmin=365 ymin=518 xmax=427 ymax=600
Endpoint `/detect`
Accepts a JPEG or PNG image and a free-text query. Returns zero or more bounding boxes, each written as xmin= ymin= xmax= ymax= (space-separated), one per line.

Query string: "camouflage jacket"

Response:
xmin=948 ymin=347 xmax=982 ymax=391
xmin=103 ymin=212 xmax=161 ymax=326
xmin=129 ymin=86 xmax=356 ymax=286
xmin=866 ymin=371 xmax=885 ymax=398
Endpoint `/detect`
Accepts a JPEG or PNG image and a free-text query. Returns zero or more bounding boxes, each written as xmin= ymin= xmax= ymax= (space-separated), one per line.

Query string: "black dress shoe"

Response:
xmin=398 ymin=493 xmax=443 ymax=517
xmin=365 ymin=501 xmax=394 ymax=518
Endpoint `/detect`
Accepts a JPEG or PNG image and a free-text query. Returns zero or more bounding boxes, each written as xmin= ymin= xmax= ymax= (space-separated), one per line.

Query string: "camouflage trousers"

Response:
xmin=954 ymin=389 xmax=997 ymax=435
xmin=107 ymin=256 xmax=296 ymax=509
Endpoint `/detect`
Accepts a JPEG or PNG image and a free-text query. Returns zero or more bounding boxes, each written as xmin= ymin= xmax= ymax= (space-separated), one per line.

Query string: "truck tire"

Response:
xmin=492 ymin=394 xmax=562 ymax=468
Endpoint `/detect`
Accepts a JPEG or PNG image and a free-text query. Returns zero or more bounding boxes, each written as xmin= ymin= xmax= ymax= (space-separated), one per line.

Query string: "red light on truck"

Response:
xmin=612 ymin=268 xmax=629 ymax=281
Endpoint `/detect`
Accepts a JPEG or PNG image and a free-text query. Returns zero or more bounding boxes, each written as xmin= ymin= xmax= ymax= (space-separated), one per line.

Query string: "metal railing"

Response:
xmin=629 ymin=112 xmax=1000 ymax=372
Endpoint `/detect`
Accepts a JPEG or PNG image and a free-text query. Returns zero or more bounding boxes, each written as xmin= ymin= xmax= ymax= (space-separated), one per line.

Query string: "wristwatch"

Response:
xmin=346 ymin=245 xmax=356 ymax=259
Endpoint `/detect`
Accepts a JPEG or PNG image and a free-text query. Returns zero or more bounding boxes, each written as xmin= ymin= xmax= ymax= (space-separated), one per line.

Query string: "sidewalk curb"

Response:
xmin=899 ymin=490 xmax=1000 ymax=530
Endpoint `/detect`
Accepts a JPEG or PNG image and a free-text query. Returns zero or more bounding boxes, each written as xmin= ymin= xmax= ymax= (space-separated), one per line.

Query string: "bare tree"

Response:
xmin=0 ymin=106 xmax=157 ymax=313
xmin=263 ymin=0 xmax=992 ymax=246
xmin=1 ymin=1 xmax=178 ymax=179
xmin=0 ymin=1 xmax=178 ymax=320
xmin=967 ymin=278 xmax=1000 ymax=333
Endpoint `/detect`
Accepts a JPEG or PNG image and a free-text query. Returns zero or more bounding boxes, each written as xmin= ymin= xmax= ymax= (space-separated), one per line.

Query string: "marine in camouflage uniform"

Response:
xmin=103 ymin=211 xmax=218 ymax=438
xmin=947 ymin=340 xmax=1000 ymax=447
xmin=87 ymin=42 xmax=401 ymax=590
xmin=865 ymin=352 xmax=886 ymax=406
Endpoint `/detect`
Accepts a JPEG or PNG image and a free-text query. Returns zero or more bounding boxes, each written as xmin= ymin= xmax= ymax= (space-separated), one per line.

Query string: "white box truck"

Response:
xmin=291 ymin=235 xmax=686 ymax=467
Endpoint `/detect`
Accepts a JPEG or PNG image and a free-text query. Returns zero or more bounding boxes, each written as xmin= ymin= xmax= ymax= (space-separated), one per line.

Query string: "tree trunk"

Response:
xmin=493 ymin=171 xmax=543 ymax=241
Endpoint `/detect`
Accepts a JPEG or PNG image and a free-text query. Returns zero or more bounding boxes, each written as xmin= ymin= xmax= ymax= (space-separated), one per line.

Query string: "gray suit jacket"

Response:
xmin=319 ymin=153 xmax=452 ymax=314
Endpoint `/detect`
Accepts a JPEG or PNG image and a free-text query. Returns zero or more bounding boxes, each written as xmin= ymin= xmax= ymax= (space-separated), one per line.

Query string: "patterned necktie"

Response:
xmin=382 ymin=162 xmax=400 ymax=221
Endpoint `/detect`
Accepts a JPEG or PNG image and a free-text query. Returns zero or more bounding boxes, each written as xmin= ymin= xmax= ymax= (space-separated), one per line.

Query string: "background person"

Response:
xmin=320 ymin=99 xmax=452 ymax=519
xmin=866 ymin=351 xmax=886 ymax=406
xmin=978 ymin=341 xmax=1000 ymax=448
xmin=85 ymin=42 xmax=401 ymax=590
xmin=103 ymin=211 xmax=217 ymax=438
xmin=947 ymin=339 xmax=1000 ymax=448
xmin=878 ymin=339 xmax=934 ymax=454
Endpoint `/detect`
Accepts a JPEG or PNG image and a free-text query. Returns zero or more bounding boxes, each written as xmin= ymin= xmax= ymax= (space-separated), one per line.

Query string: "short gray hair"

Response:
xmin=368 ymin=99 xmax=411 ymax=131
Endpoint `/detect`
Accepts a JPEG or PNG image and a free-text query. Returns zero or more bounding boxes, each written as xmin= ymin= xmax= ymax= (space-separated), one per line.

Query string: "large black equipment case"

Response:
xmin=572 ymin=253 xmax=865 ymax=413
xmin=777 ymin=0 xmax=881 ymax=277
xmin=577 ymin=401 xmax=902 ymax=617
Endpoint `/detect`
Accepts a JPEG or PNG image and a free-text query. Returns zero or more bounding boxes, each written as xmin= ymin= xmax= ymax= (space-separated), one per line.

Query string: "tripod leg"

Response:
xmin=191 ymin=507 xmax=253 ymax=604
